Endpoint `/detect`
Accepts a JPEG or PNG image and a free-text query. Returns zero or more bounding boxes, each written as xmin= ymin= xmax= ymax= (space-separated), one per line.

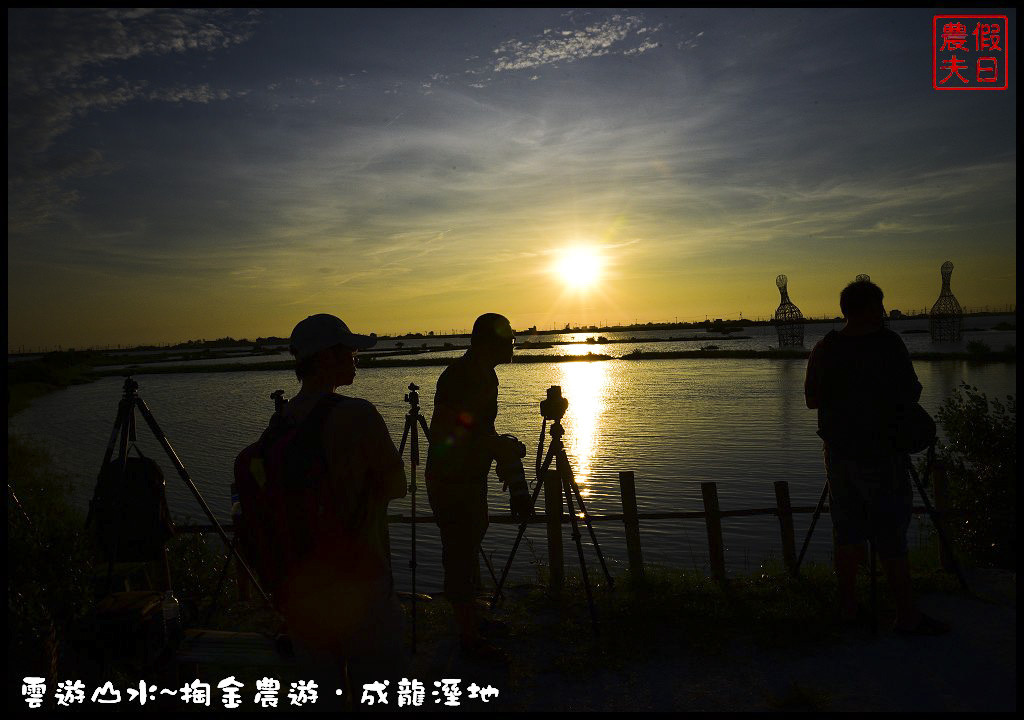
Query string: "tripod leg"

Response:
xmin=480 ymin=547 xmax=499 ymax=588
xmin=134 ymin=396 xmax=273 ymax=609
xmin=408 ymin=418 xmax=418 ymax=655
xmin=398 ymin=419 xmax=411 ymax=456
xmin=868 ymin=540 xmax=878 ymax=635
xmin=795 ymin=480 xmax=830 ymax=573
xmin=907 ymin=454 xmax=971 ymax=594
xmin=490 ymin=447 xmax=555 ymax=608
xmin=205 ymin=534 xmax=241 ymax=625
xmin=103 ymin=399 xmax=135 ymax=594
xmin=100 ymin=398 xmax=126 ymax=472
xmin=564 ymin=457 xmax=614 ymax=589
xmin=559 ymin=455 xmax=598 ymax=635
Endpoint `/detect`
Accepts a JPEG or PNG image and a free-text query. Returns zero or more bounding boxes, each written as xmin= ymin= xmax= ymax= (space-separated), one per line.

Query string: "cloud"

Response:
xmin=148 ymin=84 xmax=239 ymax=104
xmin=623 ymin=39 xmax=660 ymax=56
xmin=491 ymin=14 xmax=662 ymax=73
xmin=8 ymin=8 xmax=260 ymax=231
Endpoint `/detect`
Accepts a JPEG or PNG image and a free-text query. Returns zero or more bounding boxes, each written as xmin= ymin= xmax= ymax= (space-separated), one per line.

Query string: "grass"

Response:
xmin=7 ymin=435 xmax=96 ymax=708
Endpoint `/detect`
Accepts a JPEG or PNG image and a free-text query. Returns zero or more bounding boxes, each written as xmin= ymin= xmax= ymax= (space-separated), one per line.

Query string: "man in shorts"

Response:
xmin=425 ymin=313 xmax=530 ymax=651
xmin=805 ymin=280 xmax=948 ymax=635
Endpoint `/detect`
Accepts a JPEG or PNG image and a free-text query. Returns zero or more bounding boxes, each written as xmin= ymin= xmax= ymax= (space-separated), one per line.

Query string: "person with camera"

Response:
xmin=804 ymin=281 xmax=948 ymax=635
xmin=425 ymin=313 xmax=531 ymax=652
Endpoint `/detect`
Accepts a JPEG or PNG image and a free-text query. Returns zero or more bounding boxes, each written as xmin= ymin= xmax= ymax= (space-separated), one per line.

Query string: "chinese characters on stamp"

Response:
xmin=933 ymin=15 xmax=1009 ymax=90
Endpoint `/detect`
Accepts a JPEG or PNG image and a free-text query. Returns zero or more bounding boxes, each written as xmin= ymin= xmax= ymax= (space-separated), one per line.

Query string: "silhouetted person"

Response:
xmin=425 ymin=313 xmax=528 ymax=652
xmin=805 ymin=281 xmax=948 ymax=634
xmin=278 ymin=314 xmax=408 ymax=689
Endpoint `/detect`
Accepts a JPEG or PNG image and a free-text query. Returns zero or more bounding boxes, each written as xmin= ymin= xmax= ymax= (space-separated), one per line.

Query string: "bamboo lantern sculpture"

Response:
xmin=929 ymin=261 xmax=963 ymax=342
xmin=774 ymin=274 xmax=805 ymax=347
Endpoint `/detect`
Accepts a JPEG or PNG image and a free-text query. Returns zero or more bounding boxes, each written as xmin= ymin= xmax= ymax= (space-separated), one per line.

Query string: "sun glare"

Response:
xmin=554 ymin=247 xmax=603 ymax=290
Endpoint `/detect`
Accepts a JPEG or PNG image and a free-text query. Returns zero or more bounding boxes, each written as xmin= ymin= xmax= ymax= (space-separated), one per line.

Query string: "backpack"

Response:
xmin=816 ymin=330 xmax=935 ymax=454
xmin=89 ymin=453 xmax=176 ymax=563
xmin=233 ymin=395 xmax=343 ymax=600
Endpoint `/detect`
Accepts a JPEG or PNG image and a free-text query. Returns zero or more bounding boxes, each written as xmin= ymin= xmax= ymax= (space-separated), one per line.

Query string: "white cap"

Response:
xmin=289 ymin=314 xmax=377 ymax=360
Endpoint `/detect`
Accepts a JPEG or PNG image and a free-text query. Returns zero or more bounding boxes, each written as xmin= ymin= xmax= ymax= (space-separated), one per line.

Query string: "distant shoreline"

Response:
xmin=8 ymin=344 xmax=1016 ymax=419
xmin=7 ymin=311 xmax=1015 ymax=357
xmin=85 ymin=347 xmax=1015 ymax=377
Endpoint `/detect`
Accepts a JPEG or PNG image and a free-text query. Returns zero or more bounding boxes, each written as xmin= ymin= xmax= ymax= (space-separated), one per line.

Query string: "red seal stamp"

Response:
xmin=933 ymin=15 xmax=1009 ymax=90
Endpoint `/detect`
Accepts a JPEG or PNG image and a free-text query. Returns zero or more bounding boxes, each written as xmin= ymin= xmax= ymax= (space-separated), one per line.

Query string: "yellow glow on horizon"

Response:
xmin=553 ymin=246 xmax=603 ymax=291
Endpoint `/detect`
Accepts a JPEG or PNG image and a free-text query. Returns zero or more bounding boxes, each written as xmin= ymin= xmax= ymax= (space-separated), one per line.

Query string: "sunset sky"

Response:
xmin=8 ymin=8 xmax=1017 ymax=350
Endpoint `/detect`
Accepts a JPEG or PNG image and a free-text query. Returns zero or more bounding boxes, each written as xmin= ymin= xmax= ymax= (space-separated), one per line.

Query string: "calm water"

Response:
xmin=85 ymin=315 xmax=1016 ymax=369
xmin=8 ymin=356 xmax=1016 ymax=592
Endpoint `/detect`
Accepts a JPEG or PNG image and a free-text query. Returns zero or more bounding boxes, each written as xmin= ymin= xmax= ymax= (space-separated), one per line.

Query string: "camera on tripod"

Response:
xmin=540 ymin=385 xmax=569 ymax=421
xmin=403 ymin=383 xmax=420 ymax=405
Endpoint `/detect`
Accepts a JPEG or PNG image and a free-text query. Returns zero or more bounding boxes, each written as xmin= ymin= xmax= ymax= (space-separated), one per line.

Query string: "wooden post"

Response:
xmin=701 ymin=482 xmax=726 ymax=583
xmin=773 ymin=481 xmax=797 ymax=574
xmin=932 ymin=459 xmax=953 ymax=572
xmin=618 ymin=471 xmax=645 ymax=581
xmin=544 ymin=469 xmax=564 ymax=592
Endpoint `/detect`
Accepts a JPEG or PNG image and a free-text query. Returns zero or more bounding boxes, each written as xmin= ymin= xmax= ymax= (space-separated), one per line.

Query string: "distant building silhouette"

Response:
xmin=929 ymin=260 xmax=963 ymax=342
xmin=773 ymin=274 xmax=804 ymax=347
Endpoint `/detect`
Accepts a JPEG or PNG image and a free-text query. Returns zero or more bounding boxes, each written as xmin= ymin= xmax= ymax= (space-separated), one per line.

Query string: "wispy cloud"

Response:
xmin=491 ymin=14 xmax=662 ymax=73
xmin=8 ymin=8 xmax=260 ymax=230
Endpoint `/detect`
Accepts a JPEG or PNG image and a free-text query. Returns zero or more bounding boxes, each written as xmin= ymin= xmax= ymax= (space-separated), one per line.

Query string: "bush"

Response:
xmin=8 ymin=435 xmax=95 ymax=702
xmin=936 ymin=383 xmax=1016 ymax=568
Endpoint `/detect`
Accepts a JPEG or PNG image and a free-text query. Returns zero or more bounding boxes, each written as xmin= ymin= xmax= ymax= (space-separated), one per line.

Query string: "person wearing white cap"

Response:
xmin=274 ymin=313 xmax=408 ymax=691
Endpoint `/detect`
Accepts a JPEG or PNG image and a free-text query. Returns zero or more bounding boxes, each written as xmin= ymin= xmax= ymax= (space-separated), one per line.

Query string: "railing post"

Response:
xmin=773 ymin=481 xmax=797 ymax=574
xmin=544 ymin=469 xmax=564 ymax=592
xmin=618 ymin=471 xmax=645 ymax=581
xmin=701 ymin=482 xmax=726 ymax=584
xmin=932 ymin=459 xmax=953 ymax=572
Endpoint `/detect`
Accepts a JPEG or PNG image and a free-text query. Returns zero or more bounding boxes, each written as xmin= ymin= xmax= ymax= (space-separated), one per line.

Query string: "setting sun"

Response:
xmin=554 ymin=247 xmax=603 ymax=291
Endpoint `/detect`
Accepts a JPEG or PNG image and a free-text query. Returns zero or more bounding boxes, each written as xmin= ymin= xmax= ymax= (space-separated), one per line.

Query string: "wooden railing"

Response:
xmin=177 ymin=463 xmax=956 ymax=586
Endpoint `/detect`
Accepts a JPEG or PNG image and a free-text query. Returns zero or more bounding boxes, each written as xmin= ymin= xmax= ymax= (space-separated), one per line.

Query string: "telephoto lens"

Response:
xmin=494 ymin=434 xmax=532 ymax=519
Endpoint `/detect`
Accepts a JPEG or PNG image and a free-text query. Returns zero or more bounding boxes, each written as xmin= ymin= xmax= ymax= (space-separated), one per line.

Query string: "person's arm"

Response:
xmin=893 ymin=335 xmax=923 ymax=404
xmin=427 ymin=394 xmax=461 ymax=450
xmin=805 ymin=342 xmax=823 ymax=409
xmin=362 ymin=405 xmax=407 ymax=501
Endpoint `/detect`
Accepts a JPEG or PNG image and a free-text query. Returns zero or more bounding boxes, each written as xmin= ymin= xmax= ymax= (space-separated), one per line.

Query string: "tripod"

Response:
xmin=795 ymin=443 xmax=971 ymax=614
xmin=490 ymin=402 xmax=614 ymax=635
xmin=397 ymin=382 xmax=500 ymax=652
xmin=89 ymin=377 xmax=271 ymax=608
xmin=397 ymin=383 xmax=431 ymax=654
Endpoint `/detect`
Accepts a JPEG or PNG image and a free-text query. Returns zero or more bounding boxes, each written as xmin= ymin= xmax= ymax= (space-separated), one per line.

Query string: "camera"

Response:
xmin=539 ymin=385 xmax=569 ymax=421
xmin=493 ymin=433 xmax=527 ymax=463
xmin=493 ymin=433 xmax=531 ymax=519
xmin=403 ymin=382 xmax=420 ymax=405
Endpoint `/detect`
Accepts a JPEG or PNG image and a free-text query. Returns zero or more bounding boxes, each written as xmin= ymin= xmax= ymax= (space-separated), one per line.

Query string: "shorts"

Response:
xmin=427 ymin=479 xmax=488 ymax=603
xmin=825 ymin=446 xmax=913 ymax=559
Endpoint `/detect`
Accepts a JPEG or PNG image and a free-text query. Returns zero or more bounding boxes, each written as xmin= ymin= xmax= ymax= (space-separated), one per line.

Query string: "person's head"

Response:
xmin=289 ymin=314 xmax=377 ymax=387
xmin=470 ymin=313 xmax=515 ymax=366
xmin=839 ymin=280 xmax=885 ymax=325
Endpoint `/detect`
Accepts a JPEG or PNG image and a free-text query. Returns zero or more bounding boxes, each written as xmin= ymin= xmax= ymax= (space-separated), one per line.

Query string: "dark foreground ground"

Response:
xmin=407 ymin=568 xmax=1015 ymax=712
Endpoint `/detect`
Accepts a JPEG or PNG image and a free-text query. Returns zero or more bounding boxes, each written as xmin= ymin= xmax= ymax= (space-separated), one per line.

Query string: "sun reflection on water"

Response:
xmin=555 ymin=361 xmax=612 ymax=493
